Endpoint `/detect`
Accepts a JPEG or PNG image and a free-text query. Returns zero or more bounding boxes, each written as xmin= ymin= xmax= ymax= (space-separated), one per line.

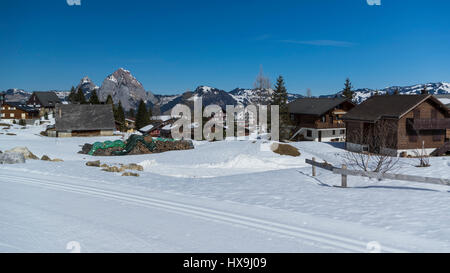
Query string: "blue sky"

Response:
xmin=1 ymin=0 xmax=450 ymax=95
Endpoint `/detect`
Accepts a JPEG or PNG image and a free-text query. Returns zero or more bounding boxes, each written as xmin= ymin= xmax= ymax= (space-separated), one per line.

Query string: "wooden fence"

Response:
xmin=305 ymin=158 xmax=450 ymax=188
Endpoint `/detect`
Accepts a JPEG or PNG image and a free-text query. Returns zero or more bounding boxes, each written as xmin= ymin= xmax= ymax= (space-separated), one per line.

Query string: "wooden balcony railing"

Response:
xmin=412 ymin=119 xmax=450 ymax=130
xmin=295 ymin=122 xmax=346 ymax=129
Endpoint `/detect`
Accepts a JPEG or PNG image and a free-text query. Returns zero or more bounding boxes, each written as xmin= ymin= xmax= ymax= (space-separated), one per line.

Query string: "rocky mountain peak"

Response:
xmin=98 ymin=68 xmax=148 ymax=110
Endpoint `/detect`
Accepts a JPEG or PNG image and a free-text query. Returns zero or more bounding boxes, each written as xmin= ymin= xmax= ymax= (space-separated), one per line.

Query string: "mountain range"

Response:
xmin=321 ymin=82 xmax=450 ymax=104
xmin=2 ymin=68 xmax=450 ymax=113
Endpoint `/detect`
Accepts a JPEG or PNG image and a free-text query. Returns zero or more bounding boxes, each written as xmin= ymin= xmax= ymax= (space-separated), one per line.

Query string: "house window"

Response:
xmin=1 ymin=107 xmax=4 ymax=110
xmin=307 ymin=130 xmax=312 ymax=138
xmin=340 ymin=130 xmax=345 ymax=135
xmin=290 ymin=114 xmax=295 ymax=121
xmin=362 ymin=145 xmax=369 ymax=152
xmin=1 ymin=113 xmax=4 ymax=118
xmin=10 ymin=113 xmax=14 ymax=118
xmin=332 ymin=130 xmax=336 ymax=136
xmin=21 ymin=113 xmax=26 ymax=119
xmin=10 ymin=107 xmax=16 ymax=110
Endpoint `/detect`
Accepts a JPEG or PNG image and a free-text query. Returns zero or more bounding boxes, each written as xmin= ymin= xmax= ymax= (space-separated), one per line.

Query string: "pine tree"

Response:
xmin=128 ymin=108 xmax=135 ymax=118
xmin=115 ymin=101 xmax=126 ymax=132
xmin=68 ymin=86 xmax=76 ymax=103
xmin=393 ymin=88 xmax=400 ymax=95
xmin=75 ymin=88 xmax=86 ymax=104
xmin=272 ymin=76 xmax=290 ymax=140
xmin=106 ymin=94 xmax=114 ymax=105
xmin=421 ymin=85 xmax=428 ymax=94
xmin=342 ymin=78 xmax=354 ymax=100
xmin=89 ymin=90 xmax=100 ymax=104
xmin=135 ymin=100 xmax=150 ymax=130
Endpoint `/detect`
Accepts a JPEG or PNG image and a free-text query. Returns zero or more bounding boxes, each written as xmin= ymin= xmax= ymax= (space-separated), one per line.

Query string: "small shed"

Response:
xmin=53 ymin=104 xmax=115 ymax=137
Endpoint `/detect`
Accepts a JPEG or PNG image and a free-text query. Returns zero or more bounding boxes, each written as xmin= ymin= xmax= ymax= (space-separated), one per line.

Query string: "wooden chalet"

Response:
xmin=0 ymin=93 xmax=39 ymax=121
xmin=288 ymin=98 xmax=355 ymax=142
xmin=343 ymin=94 xmax=450 ymax=156
xmin=27 ymin=91 xmax=61 ymax=116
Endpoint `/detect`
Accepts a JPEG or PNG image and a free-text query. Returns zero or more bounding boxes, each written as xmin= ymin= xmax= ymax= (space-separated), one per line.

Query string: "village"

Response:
xmin=1 ymin=84 xmax=449 ymax=159
xmin=0 ymin=83 xmax=450 ymax=252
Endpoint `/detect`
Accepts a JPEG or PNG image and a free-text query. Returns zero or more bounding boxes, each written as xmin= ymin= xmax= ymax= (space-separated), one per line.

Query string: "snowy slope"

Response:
xmin=0 ymin=124 xmax=449 ymax=252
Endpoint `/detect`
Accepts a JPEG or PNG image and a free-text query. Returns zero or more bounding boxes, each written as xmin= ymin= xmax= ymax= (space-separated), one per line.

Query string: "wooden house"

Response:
xmin=27 ymin=92 xmax=61 ymax=116
xmin=52 ymin=104 xmax=115 ymax=137
xmin=288 ymin=98 xmax=355 ymax=142
xmin=1 ymin=93 xmax=39 ymax=121
xmin=343 ymin=94 xmax=450 ymax=156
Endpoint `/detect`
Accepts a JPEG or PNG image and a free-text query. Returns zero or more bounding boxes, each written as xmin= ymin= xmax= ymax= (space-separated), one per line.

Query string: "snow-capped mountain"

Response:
xmin=1 ymin=88 xmax=30 ymax=102
xmin=76 ymin=76 xmax=99 ymax=99
xmin=151 ymin=86 xmax=304 ymax=115
xmin=4 ymin=76 xmax=449 ymax=112
xmin=98 ymin=68 xmax=155 ymax=110
xmin=154 ymin=86 xmax=236 ymax=114
xmin=230 ymin=88 xmax=302 ymax=105
xmin=324 ymin=82 xmax=450 ymax=104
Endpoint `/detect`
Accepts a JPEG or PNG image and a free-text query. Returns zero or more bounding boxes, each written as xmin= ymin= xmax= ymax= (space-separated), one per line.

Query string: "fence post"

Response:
xmin=341 ymin=164 xmax=348 ymax=188
xmin=312 ymin=157 xmax=316 ymax=177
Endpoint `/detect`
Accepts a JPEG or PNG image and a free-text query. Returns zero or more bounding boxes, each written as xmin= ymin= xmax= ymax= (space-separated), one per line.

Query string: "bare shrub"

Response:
xmin=344 ymin=120 xmax=400 ymax=174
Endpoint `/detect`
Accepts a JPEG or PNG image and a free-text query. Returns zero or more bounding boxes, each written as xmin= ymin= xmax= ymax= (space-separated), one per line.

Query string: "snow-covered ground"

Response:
xmin=0 ymin=123 xmax=449 ymax=253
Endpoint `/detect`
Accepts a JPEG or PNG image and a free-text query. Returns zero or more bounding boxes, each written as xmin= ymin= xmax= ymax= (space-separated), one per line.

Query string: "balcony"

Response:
xmin=296 ymin=121 xmax=346 ymax=129
xmin=412 ymin=119 xmax=450 ymax=130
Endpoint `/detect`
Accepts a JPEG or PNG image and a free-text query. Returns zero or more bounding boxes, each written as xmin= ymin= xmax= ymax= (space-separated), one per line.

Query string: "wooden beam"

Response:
xmin=305 ymin=159 xmax=335 ymax=172
xmin=333 ymin=168 xmax=450 ymax=186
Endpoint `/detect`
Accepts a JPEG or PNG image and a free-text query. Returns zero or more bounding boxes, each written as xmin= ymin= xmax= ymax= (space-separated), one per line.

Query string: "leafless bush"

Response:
xmin=344 ymin=120 xmax=400 ymax=174
xmin=343 ymin=151 xmax=400 ymax=174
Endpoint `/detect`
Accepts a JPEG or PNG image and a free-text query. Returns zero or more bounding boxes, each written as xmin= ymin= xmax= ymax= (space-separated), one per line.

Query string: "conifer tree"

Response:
xmin=75 ymin=88 xmax=86 ymax=104
xmin=393 ymin=88 xmax=400 ymax=95
xmin=88 ymin=90 xmax=100 ymax=104
xmin=128 ymin=108 xmax=135 ymax=118
xmin=105 ymin=94 xmax=114 ymax=105
xmin=272 ymin=76 xmax=290 ymax=140
xmin=342 ymin=78 xmax=354 ymax=101
xmin=68 ymin=86 xmax=76 ymax=103
xmin=135 ymin=100 xmax=150 ymax=130
xmin=114 ymin=101 xmax=126 ymax=132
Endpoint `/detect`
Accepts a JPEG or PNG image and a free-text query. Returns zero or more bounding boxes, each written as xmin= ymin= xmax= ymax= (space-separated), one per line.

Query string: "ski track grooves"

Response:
xmin=0 ymin=173 xmax=405 ymax=253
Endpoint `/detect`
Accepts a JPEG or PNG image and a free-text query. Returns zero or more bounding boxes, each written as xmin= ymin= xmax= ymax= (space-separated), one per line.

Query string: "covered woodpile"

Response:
xmin=79 ymin=134 xmax=194 ymax=156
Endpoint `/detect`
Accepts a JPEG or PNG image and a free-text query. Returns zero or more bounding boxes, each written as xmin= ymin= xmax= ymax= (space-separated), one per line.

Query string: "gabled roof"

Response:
xmin=31 ymin=92 xmax=61 ymax=108
xmin=288 ymin=98 xmax=352 ymax=116
xmin=55 ymin=104 xmax=115 ymax=131
xmin=343 ymin=94 xmax=449 ymax=122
